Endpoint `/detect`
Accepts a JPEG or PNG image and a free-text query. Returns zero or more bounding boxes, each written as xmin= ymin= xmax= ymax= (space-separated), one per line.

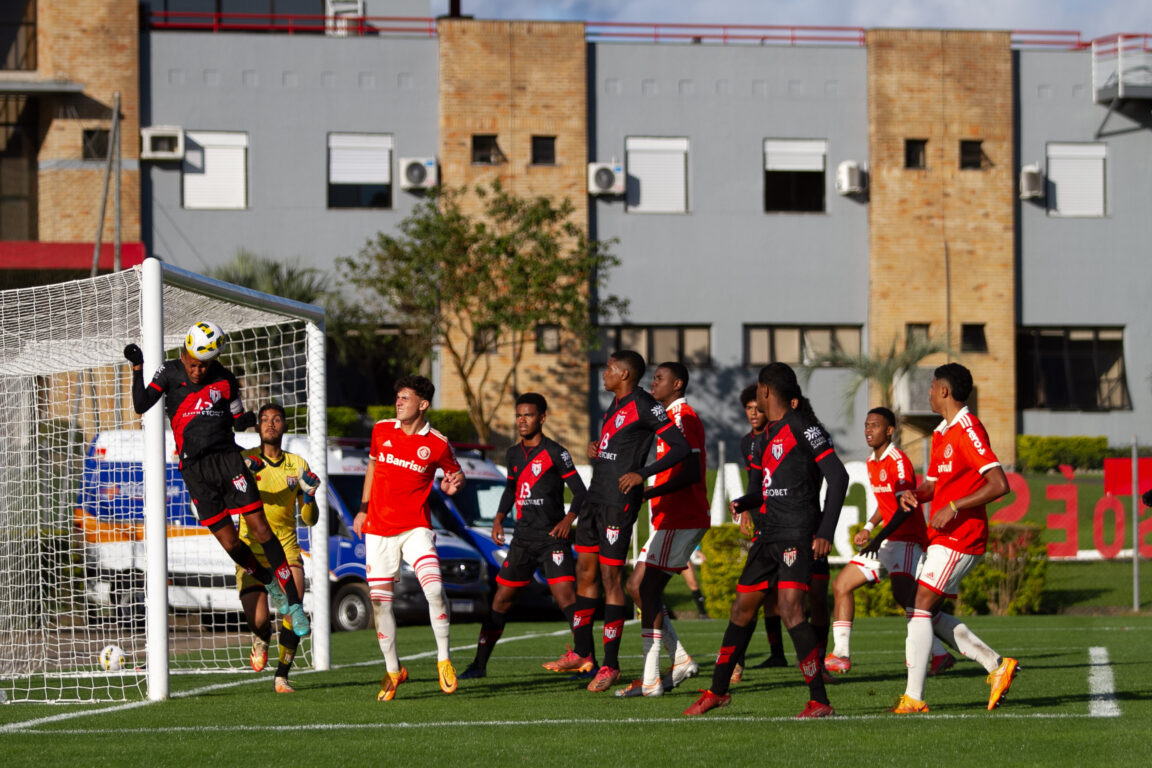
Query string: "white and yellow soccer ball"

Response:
xmin=99 ymin=644 xmax=126 ymax=672
xmin=184 ymin=320 xmax=225 ymax=361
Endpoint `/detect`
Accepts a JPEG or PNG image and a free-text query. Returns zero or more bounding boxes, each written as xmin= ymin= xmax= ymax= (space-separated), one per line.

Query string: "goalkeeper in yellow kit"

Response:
xmin=238 ymin=403 xmax=321 ymax=693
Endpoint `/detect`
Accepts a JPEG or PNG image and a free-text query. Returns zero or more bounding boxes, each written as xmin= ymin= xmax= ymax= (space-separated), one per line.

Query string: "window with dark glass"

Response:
xmin=959 ymin=140 xmax=984 ymax=170
xmin=531 ymin=136 xmax=556 ymax=166
xmin=598 ymin=325 xmax=711 ymax=367
xmin=83 ymin=129 xmax=110 ymax=161
xmin=764 ymin=139 xmax=826 ymax=213
xmin=1017 ymin=327 xmax=1130 ymax=411
xmin=905 ymin=139 xmax=927 ymax=169
xmin=743 ymin=325 xmax=861 ymax=367
xmin=472 ymin=135 xmax=503 ymax=165
xmin=961 ymin=323 xmax=987 ymax=353
xmin=0 ymin=0 xmax=36 ymax=71
xmin=0 ymin=95 xmax=37 ymax=240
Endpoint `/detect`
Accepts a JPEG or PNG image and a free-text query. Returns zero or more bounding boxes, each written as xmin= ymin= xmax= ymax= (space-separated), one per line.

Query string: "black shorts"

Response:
xmin=736 ymin=538 xmax=813 ymax=594
xmin=812 ymin=553 xmax=830 ymax=581
xmin=181 ymin=451 xmax=263 ymax=531
xmin=496 ymin=536 xmax=576 ymax=588
xmin=573 ymin=501 xmax=638 ymax=566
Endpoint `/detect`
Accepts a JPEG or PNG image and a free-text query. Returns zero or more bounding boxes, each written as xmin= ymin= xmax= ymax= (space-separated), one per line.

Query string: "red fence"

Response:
xmin=148 ymin=12 xmax=436 ymax=37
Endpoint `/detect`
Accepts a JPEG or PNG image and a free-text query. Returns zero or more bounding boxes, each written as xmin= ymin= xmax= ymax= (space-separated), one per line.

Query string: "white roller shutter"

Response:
xmin=183 ymin=131 xmax=248 ymax=210
xmin=625 ymin=137 xmax=689 ymax=213
xmin=1047 ymin=142 xmax=1105 ymax=217
xmin=764 ymin=139 xmax=827 ymax=171
xmin=329 ymin=133 xmax=393 ymax=184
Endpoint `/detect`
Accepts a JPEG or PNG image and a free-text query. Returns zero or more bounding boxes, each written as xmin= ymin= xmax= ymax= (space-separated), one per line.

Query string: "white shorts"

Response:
xmin=364 ymin=527 xmax=439 ymax=599
xmin=848 ymin=540 xmax=923 ymax=584
xmin=639 ymin=527 xmax=707 ymax=573
xmin=915 ymin=543 xmax=983 ymax=599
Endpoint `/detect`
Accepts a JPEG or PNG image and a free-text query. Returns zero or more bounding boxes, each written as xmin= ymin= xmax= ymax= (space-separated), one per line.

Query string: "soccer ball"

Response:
xmin=184 ymin=320 xmax=225 ymax=361
xmin=99 ymin=644 xmax=126 ymax=672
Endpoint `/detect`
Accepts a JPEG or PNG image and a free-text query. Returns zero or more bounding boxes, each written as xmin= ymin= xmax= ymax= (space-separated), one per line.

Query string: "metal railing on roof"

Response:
xmin=585 ymin=21 xmax=866 ymax=46
xmin=1011 ymin=29 xmax=1088 ymax=49
xmin=148 ymin=12 xmax=435 ymax=37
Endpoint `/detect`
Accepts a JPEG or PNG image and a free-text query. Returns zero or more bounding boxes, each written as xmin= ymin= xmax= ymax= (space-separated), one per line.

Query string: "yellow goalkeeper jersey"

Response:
xmin=239 ymin=449 xmax=318 ymax=543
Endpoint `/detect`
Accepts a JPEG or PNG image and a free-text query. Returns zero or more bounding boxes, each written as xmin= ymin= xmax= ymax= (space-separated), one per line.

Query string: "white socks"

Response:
xmin=415 ymin=557 xmax=451 ymax=662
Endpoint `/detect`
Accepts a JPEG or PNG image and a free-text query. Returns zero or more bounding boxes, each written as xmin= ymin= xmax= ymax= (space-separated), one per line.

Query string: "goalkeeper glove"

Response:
xmin=299 ymin=468 xmax=321 ymax=495
xmin=243 ymin=453 xmax=265 ymax=474
xmin=234 ymin=411 xmax=257 ymax=431
xmin=124 ymin=343 xmax=144 ymax=366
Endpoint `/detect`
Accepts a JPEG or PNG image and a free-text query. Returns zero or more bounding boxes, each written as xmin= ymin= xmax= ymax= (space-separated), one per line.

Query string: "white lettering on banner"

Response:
xmin=381 ymin=453 xmax=428 ymax=473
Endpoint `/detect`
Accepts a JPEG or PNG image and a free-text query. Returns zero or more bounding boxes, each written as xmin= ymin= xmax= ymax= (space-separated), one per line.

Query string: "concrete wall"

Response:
xmin=589 ymin=41 xmax=871 ymax=460
xmin=142 ymin=32 xmax=438 ymax=275
xmin=1017 ymin=49 xmax=1152 ymax=446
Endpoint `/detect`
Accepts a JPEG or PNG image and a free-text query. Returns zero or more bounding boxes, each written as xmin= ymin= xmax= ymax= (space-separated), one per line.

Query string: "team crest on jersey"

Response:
xmin=209 ymin=388 xmax=221 ymax=403
xmin=232 ymin=474 xmax=248 ymax=493
xmin=771 ymin=441 xmax=784 ymax=461
xmin=606 ymin=526 xmax=620 ymax=545
xmin=287 ymin=474 xmax=298 ymax=488
xmin=944 ymin=444 xmax=954 ymax=459
xmin=417 ymin=446 xmax=431 ymax=460
xmin=552 ymin=550 xmax=565 ymax=566
xmin=615 ymin=412 xmax=626 ymax=429
xmin=879 ymin=469 xmax=887 ymax=482
xmin=531 ymin=460 xmax=543 ymax=477
xmin=782 ymin=546 xmax=797 ymax=567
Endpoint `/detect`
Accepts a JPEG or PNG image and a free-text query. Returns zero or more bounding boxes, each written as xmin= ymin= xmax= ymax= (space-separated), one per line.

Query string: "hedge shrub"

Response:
xmin=842 ymin=522 xmax=905 ymax=618
xmin=956 ymin=522 xmax=1047 ymax=616
xmin=1016 ymin=435 xmax=1108 ymax=472
xmin=699 ymin=524 xmax=751 ymax=619
xmin=364 ymin=406 xmax=476 ymax=444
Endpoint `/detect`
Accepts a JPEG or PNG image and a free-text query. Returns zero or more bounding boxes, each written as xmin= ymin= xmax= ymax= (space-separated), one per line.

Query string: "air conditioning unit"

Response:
xmin=1019 ymin=163 xmax=1044 ymax=199
xmin=399 ymin=157 xmax=438 ymax=190
xmin=140 ymin=126 xmax=184 ymax=161
xmin=835 ymin=160 xmax=864 ymax=195
xmin=893 ymin=366 xmax=936 ymax=416
xmin=588 ymin=161 xmax=624 ymax=195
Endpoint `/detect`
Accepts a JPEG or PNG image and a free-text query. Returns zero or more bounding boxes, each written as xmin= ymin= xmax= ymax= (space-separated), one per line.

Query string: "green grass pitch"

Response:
xmin=2 ymin=614 xmax=1150 ymax=767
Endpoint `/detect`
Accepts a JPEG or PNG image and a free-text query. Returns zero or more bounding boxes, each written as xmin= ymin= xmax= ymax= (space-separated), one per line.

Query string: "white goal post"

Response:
xmin=0 ymin=258 xmax=328 ymax=702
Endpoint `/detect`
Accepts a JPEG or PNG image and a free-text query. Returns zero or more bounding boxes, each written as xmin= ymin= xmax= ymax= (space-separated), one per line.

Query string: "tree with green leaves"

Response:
xmin=338 ymin=181 xmax=627 ymax=443
xmin=209 ymin=250 xmax=330 ymax=304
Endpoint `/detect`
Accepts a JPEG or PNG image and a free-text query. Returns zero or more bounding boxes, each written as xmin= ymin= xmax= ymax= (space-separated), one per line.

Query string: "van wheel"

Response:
xmin=332 ymin=583 xmax=372 ymax=632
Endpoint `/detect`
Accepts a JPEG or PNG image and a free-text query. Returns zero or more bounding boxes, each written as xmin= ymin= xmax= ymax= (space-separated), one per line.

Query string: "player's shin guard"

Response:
xmin=641 ymin=628 xmax=663 ymax=685
xmin=373 ymin=590 xmax=401 ymax=673
xmin=601 ymin=604 xmax=628 ymax=669
xmin=766 ymin=615 xmax=785 ymax=658
xmin=932 ymin=611 xmax=1000 ymax=672
xmin=788 ymin=622 xmax=830 ymax=705
xmin=831 ymin=620 xmax=852 ymax=658
xmin=276 ymin=621 xmax=301 ymax=678
xmin=708 ymin=621 xmax=754 ymax=696
xmin=905 ymin=609 xmax=934 ymax=701
xmin=732 ymin=615 xmax=758 ymax=667
xmin=258 ymin=535 xmax=301 ymax=606
xmin=572 ymin=595 xmax=598 ymax=661
xmin=415 ymin=557 xmax=451 ymax=662
xmin=473 ymin=610 xmax=507 ymax=668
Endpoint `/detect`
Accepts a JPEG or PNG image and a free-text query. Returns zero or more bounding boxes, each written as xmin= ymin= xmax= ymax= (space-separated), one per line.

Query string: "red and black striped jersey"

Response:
xmin=588 ymin=388 xmax=677 ymax=508
xmin=136 ymin=359 xmax=245 ymax=463
xmin=498 ymin=436 xmax=586 ymax=541
xmin=748 ymin=409 xmax=837 ymax=542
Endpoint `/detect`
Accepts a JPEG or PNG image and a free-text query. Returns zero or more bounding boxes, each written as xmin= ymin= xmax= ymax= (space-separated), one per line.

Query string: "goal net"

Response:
xmin=0 ymin=260 xmax=328 ymax=702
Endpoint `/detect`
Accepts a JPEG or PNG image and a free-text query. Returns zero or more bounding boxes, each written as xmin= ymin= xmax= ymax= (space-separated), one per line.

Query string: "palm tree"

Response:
xmin=210 ymin=249 xmax=330 ymax=304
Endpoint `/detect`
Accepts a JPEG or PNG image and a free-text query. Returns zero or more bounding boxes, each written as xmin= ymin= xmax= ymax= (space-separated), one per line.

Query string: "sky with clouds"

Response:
xmin=427 ymin=1 xmax=1151 ymax=43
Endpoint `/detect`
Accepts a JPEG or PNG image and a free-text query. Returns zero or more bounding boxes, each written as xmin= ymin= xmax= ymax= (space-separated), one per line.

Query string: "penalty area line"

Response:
xmin=1087 ymin=646 xmax=1120 ymax=718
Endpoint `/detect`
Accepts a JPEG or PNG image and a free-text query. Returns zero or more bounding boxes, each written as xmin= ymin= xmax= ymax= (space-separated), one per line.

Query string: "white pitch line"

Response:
xmin=2 ymin=711 xmax=1113 ymax=735
xmin=1087 ymin=646 xmax=1120 ymax=718
xmin=0 ymin=625 xmax=575 ymax=734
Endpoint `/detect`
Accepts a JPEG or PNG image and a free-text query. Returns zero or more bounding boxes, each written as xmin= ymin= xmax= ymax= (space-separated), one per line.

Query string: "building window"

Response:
xmin=743 ymin=325 xmax=861 ymax=367
xmin=764 ymin=139 xmax=826 ymax=213
xmin=961 ymin=323 xmax=988 ymax=353
xmin=536 ymin=324 xmax=560 ymax=354
xmin=472 ymin=325 xmax=498 ymax=355
xmin=625 ymin=137 xmax=689 ymax=214
xmin=905 ymin=139 xmax=927 ymax=169
xmin=598 ymin=325 xmax=710 ymax=367
xmin=472 ymin=134 xmax=504 ymax=165
xmin=959 ymin=140 xmax=985 ymax=170
xmin=1018 ymin=327 xmax=1130 ymax=411
xmin=327 ymin=133 xmax=392 ymax=209
xmin=531 ymin=135 xmax=556 ymax=166
xmin=183 ymin=131 xmax=248 ymax=210
xmin=0 ymin=0 xmax=36 ymax=71
xmin=1047 ymin=142 xmax=1106 ymax=217
xmin=82 ymin=129 xmax=110 ymax=161
xmin=0 ymin=95 xmax=37 ymax=240
xmin=905 ymin=323 xmax=931 ymax=348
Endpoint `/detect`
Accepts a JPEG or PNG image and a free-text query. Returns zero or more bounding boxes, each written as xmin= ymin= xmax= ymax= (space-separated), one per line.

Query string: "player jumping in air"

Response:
xmin=459 ymin=393 xmax=587 ymax=680
xmin=617 ymin=362 xmax=710 ymax=698
xmin=685 ymin=363 xmax=847 ymax=719
xmin=890 ymin=363 xmax=1018 ymax=714
xmin=354 ymin=375 xmax=465 ymax=701
xmin=238 ymin=403 xmax=322 ymax=693
xmin=550 ymin=350 xmax=691 ymax=692
xmin=126 ymin=321 xmax=310 ymax=637
xmin=825 ymin=407 xmax=954 ymax=676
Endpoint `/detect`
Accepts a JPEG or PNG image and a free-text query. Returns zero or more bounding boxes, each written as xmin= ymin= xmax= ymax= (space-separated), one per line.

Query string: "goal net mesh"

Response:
xmin=0 ymin=265 xmax=318 ymax=702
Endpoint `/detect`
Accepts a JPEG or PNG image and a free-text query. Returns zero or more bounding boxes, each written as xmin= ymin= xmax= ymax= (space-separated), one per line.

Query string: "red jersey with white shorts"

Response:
xmin=867 ymin=443 xmax=926 ymax=545
xmin=925 ymin=407 xmax=1001 ymax=555
xmin=649 ymin=398 xmax=710 ymax=530
xmin=364 ymin=419 xmax=461 ymax=537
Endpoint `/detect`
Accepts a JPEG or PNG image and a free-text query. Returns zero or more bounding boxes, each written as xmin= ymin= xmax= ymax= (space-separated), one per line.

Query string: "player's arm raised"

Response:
xmin=298 ymin=463 xmax=321 ymax=527
xmin=125 ymin=345 xmax=163 ymax=415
